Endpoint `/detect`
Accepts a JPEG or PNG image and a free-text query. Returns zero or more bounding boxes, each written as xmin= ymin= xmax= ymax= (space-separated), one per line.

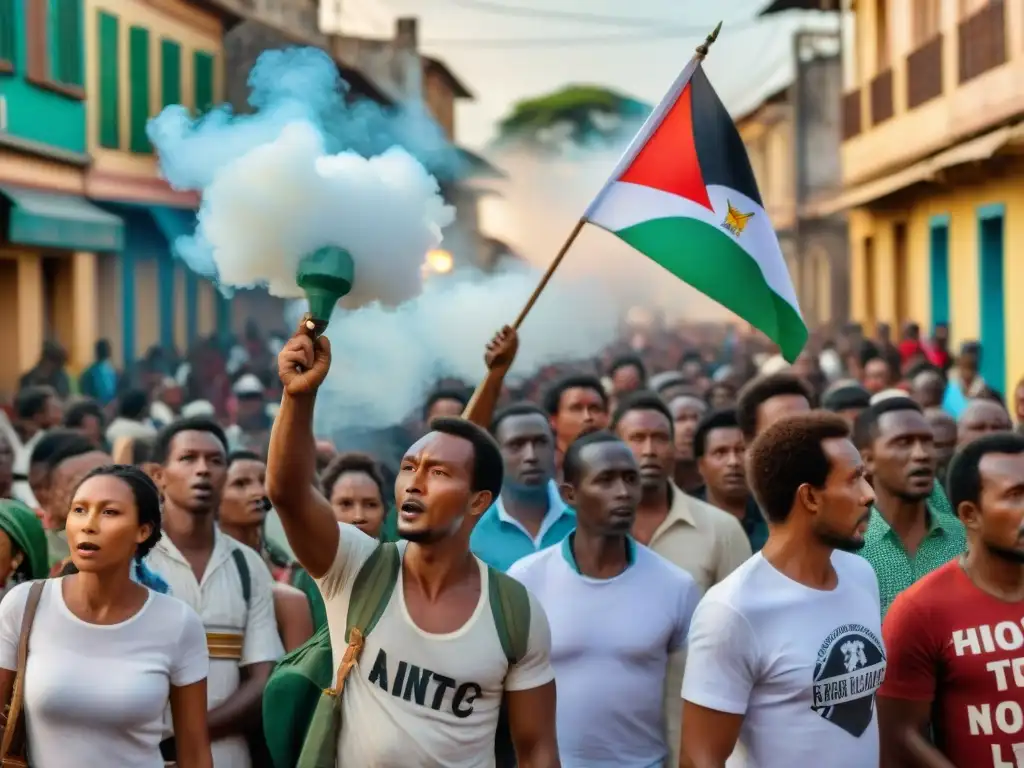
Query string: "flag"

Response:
xmin=584 ymin=59 xmax=807 ymax=362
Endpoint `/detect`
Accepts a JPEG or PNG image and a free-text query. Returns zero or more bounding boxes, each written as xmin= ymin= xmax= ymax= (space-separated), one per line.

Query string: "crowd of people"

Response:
xmin=0 ymin=314 xmax=1018 ymax=768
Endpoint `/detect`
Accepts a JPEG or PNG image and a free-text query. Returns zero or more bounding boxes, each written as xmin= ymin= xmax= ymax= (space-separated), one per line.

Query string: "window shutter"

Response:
xmin=52 ymin=0 xmax=84 ymax=86
xmin=129 ymin=26 xmax=150 ymax=153
xmin=0 ymin=0 xmax=15 ymax=71
xmin=160 ymin=39 xmax=180 ymax=107
xmin=193 ymin=50 xmax=214 ymax=114
xmin=97 ymin=11 xmax=119 ymax=149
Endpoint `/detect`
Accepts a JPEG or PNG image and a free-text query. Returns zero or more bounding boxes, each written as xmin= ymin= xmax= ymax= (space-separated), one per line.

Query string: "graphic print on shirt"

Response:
xmin=367 ymin=647 xmax=485 ymax=719
xmin=812 ymin=623 xmax=887 ymax=737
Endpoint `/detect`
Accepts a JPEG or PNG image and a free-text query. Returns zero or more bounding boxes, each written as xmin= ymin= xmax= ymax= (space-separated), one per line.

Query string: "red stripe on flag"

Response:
xmin=618 ymin=83 xmax=712 ymax=211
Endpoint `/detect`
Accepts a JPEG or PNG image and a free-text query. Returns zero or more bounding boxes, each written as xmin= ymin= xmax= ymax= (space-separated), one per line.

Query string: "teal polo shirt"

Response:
xmin=471 ymin=480 xmax=576 ymax=572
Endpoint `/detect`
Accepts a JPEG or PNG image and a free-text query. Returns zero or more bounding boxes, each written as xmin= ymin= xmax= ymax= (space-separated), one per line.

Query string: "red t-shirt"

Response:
xmin=881 ymin=560 xmax=1024 ymax=767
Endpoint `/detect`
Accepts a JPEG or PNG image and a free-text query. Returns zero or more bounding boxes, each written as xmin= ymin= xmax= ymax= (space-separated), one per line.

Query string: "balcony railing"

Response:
xmin=958 ymin=0 xmax=1006 ymax=84
xmin=842 ymin=89 xmax=862 ymax=139
xmin=870 ymin=69 xmax=894 ymax=125
xmin=907 ymin=35 xmax=943 ymax=108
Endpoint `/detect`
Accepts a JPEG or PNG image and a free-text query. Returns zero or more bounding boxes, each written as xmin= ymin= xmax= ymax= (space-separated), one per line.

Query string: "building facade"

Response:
xmin=829 ymin=0 xmax=1023 ymax=397
xmin=736 ymin=34 xmax=848 ymax=331
xmin=0 ymin=0 xmax=125 ymax=395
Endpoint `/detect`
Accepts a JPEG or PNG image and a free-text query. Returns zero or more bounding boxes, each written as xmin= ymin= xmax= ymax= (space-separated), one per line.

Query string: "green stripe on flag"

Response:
xmin=615 ymin=216 xmax=807 ymax=361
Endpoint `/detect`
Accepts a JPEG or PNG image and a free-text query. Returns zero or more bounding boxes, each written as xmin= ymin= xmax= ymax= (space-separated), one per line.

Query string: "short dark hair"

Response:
xmin=15 ymin=386 xmax=56 ymax=421
xmin=693 ymin=409 xmax=741 ymax=459
xmin=95 ymin=339 xmax=112 ymax=360
xmin=118 ymin=389 xmax=149 ymax=420
xmin=562 ymin=430 xmax=623 ymax=487
xmin=735 ymin=373 xmax=812 ymax=439
xmin=422 ymin=388 xmax=469 ymax=420
xmin=490 ymin=403 xmax=550 ymax=437
xmin=74 ymin=464 xmax=162 ymax=560
xmin=151 ymin=417 xmax=228 ymax=465
xmin=64 ymin=398 xmax=105 ymax=429
xmin=608 ymin=354 xmax=646 ymax=382
xmin=227 ymin=450 xmax=263 ymax=467
xmin=29 ymin=429 xmax=95 ymax=474
xmin=427 ymin=417 xmax=504 ymax=499
xmin=858 ymin=340 xmax=882 ymax=368
xmin=610 ymin=390 xmax=673 ymax=434
xmin=321 ymin=452 xmax=386 ymax=500
xmin=946 ymin=432 xmax=1024 ymax=512
xmin=543 ymin=374 xmax=607 ymax=416
xmin=747 ymin=412 xmax=851 ymax=523
xmin=851 ymin=397 xmax=922 ymax=451
xmin=821 ymin=384 xmax=871 ymax=413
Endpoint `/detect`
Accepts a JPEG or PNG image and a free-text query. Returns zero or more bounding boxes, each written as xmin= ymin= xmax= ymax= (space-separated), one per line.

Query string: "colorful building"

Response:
xmin=822 ymin=0 xmax=1024 ymax=397
xmin=0 ymin=0 xmax=124 ymax=395
xmin=83 ymin=0 xmax=240 ymax=369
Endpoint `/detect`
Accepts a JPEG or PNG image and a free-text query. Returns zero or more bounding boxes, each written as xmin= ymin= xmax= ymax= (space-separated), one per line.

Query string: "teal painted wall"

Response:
xmin=0 ymin=0 xmax=86 ymax=154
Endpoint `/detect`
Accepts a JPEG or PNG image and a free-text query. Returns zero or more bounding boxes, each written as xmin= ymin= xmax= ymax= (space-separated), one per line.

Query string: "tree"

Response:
xmin=494 ymin=85 xmax=650 ymax=150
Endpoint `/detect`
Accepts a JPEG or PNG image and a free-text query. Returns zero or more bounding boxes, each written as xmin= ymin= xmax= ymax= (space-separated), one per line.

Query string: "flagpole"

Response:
xmin=509 ymin=22 xmax=724 ymax=332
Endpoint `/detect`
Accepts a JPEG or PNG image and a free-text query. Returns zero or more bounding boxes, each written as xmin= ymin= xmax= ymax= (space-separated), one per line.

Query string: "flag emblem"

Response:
xmin=722 ymin=201 xmax=754 ymax=237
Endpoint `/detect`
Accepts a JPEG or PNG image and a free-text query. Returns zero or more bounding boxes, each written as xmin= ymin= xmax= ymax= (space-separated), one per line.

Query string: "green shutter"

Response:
xmin=129 ymin=27 xmax=150 ymax=153
xmin=193 ymin=50 xmax=214 ymax=114
xmin=97 ymin=11 xmax=119 ymax=149
xmin=0 ymin=0 xmax=15 ymax=69
xmin=160 ymin=39 xmax=181 ymax=107
xmin=51 ymin=0 xmax=83 ymax=86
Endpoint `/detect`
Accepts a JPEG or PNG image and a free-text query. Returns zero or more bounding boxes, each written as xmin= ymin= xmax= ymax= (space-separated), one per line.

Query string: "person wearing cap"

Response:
xmin=226 ymin=374 xmax=274 ymax=453
xmin=821 ymin=381 xmax=872 ymax=427
xmin=0 ymin=499 xmax=48 ymax=599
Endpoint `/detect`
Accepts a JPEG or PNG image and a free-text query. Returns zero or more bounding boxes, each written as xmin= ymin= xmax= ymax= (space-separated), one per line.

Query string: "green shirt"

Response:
xmin=860 ymin=482 xmax=965 ymax=616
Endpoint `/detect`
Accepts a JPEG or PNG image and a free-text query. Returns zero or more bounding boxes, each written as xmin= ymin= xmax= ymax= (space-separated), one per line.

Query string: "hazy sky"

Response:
xmin=334 ymin=0 xmax=839 ymax=149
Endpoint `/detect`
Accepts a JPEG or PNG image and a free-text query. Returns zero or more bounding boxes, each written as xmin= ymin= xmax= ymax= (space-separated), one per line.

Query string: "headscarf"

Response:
xmin=0 ymin=499 xmax=49 ymax=580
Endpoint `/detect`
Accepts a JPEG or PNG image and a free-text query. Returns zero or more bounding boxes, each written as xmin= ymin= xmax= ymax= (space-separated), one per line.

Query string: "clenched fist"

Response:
xmin=277 ymin=316 xmax=332 ymax=397
xmin=484 ymin=325 xmax=518 ymax=373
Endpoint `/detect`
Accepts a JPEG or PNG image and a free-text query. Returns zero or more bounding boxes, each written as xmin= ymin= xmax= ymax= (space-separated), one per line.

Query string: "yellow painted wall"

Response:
xmin=134 ymin=257 xmax=160 ymax=354
xmin=849 ymin=160 xmax=1024 ymax=397
xmin=84 ymin=0 xmax=224 ymax=173
xmin=96 ymin=253 xmax=122 ymax=364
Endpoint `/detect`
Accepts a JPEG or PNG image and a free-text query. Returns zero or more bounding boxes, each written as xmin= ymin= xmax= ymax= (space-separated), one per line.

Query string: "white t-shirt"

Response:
xmin=508 ymin=537 xmax=700 ymax=768
xmin=316 ymin=524 xmax=555 ymax=767
xmin=682 ymin=551 xmax=886 ymax=768
xmin=0 ymin=578 xmax=208 ymax=768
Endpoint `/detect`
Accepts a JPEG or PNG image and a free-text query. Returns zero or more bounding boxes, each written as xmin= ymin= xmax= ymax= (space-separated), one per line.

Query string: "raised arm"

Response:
xmin=266 ymin=320 xmax=340 ymax=578
xmin=462 ymin=326 xmax=519 ymax=429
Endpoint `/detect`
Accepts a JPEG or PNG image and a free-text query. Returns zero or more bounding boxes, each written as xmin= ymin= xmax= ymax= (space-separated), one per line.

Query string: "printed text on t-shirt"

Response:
xmin=367 ymin=648 xmax=484 ymax=718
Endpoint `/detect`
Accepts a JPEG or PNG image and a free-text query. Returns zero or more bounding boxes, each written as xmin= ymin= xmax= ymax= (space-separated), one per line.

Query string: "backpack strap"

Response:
xmin=1 ymin=580 xmax=45 ymax=761
xmin=231 ymin=547 xmax=252 ymax=608
xmin=487 ymin=567 xmax=531 ymax=666
xmin=328 ymin=543 xmax=401 ymax=695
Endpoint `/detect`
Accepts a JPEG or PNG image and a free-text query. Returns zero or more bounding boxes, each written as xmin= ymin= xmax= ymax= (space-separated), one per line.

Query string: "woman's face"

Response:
xmin=330 ymin=471 xmax=385 ymax=539
xmin=67 ymin=475 xmax=152 ymax=573
xmin=221 ymin=459 xmax=268 ymax=529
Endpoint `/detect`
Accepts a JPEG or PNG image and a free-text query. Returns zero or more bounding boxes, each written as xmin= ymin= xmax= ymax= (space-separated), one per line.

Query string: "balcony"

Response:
xmin=958 ymin=0 xmax=1006 ymax=84
xmin=842 ymin=89 xmax=862 ymax=139
xmin=869 ymin=69 xmax=894 ymax=125
xmin=907 ymin=35 xmax=943 ymax=109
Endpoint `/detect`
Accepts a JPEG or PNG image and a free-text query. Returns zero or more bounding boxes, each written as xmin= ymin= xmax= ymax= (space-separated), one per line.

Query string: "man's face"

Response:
xmin=40 ymin=396 xmax=63 ymax=430
xmin=959 ymin=351 xmax=980 ymax=379
xmin=426 ymin=397 xmax=465 ymax=424
xmin=551 ymin=387 xmax=608 ymax=448
xmin=707 ymin=384 xmax=735 ymax=410
xmin=0 ymin=436 xmax=13 ymax=498
xmin=811 ymin=437 xmax=875 ymax=551
xmin=755 ymin=394 xmax=810 ymax=437
xmin=78 ymin=414 xmax=104 ymax=448
xmin=867 ymin=410 xmax=935 ymax=503
xmin=396 ymin=431 xmax=491 ymax=543
xmin=616 ymin=408 xmax=674 ymax=492
xmin=221 ymin=458 xmax=268 ymax=530
xmin=698 ymin=426 xmax=747 ymax=500
xmin=495 ymin=413 xmax=555 ymax=492
xmin=911 ymin=372 xmax=945 ymax=409
xmin=669 ymin=396 xmax=707 ymax=462
xmin=157 ymin=430 xmax=227 ymax=514
xmin=958 ymin=401 xmax=1012 ymax=445
xmin=964 ymin=452 xmax=1024 ymax=563
xmin=562 ymin=441 xmax=641 ymax=536
xmin=862 ymin=359 xmax=891 ymax=394
xmin=925 ymin=411 xmax=957 ymax=483
xmin=611 ymin=364 xmax=642 ymax=395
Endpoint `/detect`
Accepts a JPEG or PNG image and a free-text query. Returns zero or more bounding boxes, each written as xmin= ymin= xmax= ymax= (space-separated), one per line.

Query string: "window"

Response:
xmin=0 ymin=0 xmax=14 ymax=73
xmin=193 ymin=50 xmax=215 ymax=113
xmin=97 ymin=11 xmax=119 ymax=149
xmin=161 ymin=39 xmax=181 ymax=107
xmin=129 ymin=27 xmax=150 ymax=153
xmin=24 ymin=0 xmax=84 ymax=95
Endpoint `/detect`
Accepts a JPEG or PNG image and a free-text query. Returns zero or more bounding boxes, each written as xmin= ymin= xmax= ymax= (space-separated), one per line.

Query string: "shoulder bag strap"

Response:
xmin=0 ymin=580 xmax=46 ymax=761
